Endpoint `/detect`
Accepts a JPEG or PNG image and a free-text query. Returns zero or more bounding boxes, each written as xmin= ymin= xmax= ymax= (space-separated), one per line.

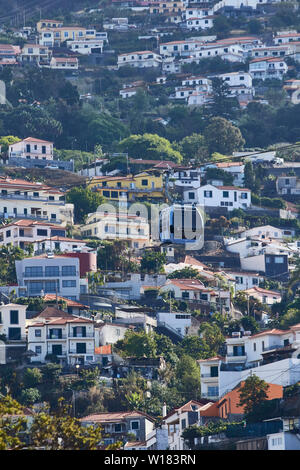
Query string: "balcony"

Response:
xmin=226 ymin=353 xmax=247 ymax=362
xmin=68 ymin=349 xmax=95 ymax=355
xmin=47 ymin=335 xmax=67 ymax=340
xmin=68 ymin=333 xmax=94 ymax=339
xmin=201 ymin=374 xmax=218 ymax=382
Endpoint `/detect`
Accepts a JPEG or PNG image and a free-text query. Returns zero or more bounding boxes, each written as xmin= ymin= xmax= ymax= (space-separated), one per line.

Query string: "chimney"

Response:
xmin=162 ymin=402 xmax=167 ymax=417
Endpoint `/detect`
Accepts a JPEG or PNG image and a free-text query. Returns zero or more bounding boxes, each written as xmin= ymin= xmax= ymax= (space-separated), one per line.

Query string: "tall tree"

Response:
xmin=238 ymin=375 xmax=270 ymax=418
xmin=204 ymin=117 xmax=245 ymax=156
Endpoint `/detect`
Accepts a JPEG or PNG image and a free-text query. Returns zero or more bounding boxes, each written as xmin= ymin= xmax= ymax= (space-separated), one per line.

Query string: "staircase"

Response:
xmin=156 ymin=321 xmax=184 ymax=343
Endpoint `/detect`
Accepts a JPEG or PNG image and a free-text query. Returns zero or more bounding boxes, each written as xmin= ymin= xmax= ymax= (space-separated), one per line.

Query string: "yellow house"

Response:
xmin=37 ymin=19 xmax=64 ymax=33
xmin=87 ymin=172 xmax=165 ymax=202
xmin=149 ymin=1 xmax=185 ymax=15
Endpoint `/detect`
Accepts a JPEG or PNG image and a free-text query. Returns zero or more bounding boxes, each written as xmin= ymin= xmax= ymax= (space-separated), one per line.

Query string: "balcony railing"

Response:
xmin=0 ymin=194 xmax=65 ymax=204
xmin=201 ymin=373 xmax=219 ymax=378
xmin=68 ymin=333 xmax=94 ymax=338
xmin=47 ymin=335 xmax=67 ymax=340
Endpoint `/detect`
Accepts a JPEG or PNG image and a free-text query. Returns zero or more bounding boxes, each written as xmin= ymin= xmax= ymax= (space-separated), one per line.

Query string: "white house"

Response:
xmin=249 ymin=58 xmax=288 ymax=80
xmin=250 ymin=45 xmax=292 ymax=59
xmin=184 ymin=184 xmax=251 ymax=210
xmin=274 ymin=32 xmax=300 ymax=45
xmin=240 ymin=225 xmax=295 ymax=241
xmin=9 ymin=137 xmax=54 ymax=161
xmin=49 ymin=57 xmax=79 ymax=70
xmin=244 ymin=286 xmax=282 ymax=305
xmin=80 ymin=212 xmax=150 ymax=249
xmin=0 ymin=176 xmax=74 ymax=226
xmin=267 ymin=418 xmax=300 ymax=450
xmin=117 ymin=51 xmax=162 ymax=68
xmin=226 ymin=270 xmax=264 ymax=291
xmin=0 ymin=219 xmax=66 ymax=250
xmin=0 ymin=303 xmax=27 ymax=365
xmin=67 ymin=39 xmax=104 ymax=55
xmin=33 ymin=236 xmax=91 ymax=255
xmin=163 ymin=400 xmax=215 ymax=450
xmin=199 ymin=324 xmax=300 ymax=399
xmin=201 ymin=161 xmax=245 ymax=186
xmin=21 ymin=44 xmax=52 ymax=64
xmin=186 ymin=16 xmax=215 ymax=31
xmin=27 ymin=306 xmax=95 ymax=365
xmin=15 ymin=254 xmax=81 ymax=300
xmin=157 ymin=311 xmax=191 ymax=337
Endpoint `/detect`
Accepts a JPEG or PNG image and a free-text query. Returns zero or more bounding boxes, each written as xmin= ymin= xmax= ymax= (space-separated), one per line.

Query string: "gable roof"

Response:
xmin=80 ymin=410 xmax=155 ymax=423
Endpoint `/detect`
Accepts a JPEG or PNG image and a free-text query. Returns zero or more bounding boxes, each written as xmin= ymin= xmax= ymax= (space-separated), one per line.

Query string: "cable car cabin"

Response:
xmin=159 ymin=204 xmax=203 ymax=246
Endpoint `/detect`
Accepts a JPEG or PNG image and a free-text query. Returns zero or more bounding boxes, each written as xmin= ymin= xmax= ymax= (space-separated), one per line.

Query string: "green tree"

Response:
xmin=178 ymin=133 xmax=209 ymax=164
xmin=119 ymin=133 xmax=183 ymax=163
xmin=0 ymin=135 xmax=21 ymax=153
xmin=175 ymin=355 xmax=201 ymax=393
xmin=238 ymin=375 xmax=270 ymax=419
xmin=0 ymin=395 xmax=26 ymax=450
xmin=20 ymin=388 xmax=41 ymax=407
xmin=30 ymin=399 xmax=103 ymax=450
xmin=66 ymin=187 xmax=105 ymax=224
xmin=204 ymin=117 xmax=245 ymax=156
xmin=210 ymin=77 xmax=239 ymax=119
xmin=140 ymin=250 xmax=166 ymax=273
xmin=244 ymin=161 xmax=256 ymax=191
xmin=23 ymin=368 xmax=43 ymax=389
xmin=116 ymin=330 xmax=157 ymax=359
xmin=167 ymin=267 xmax=201 ymax=280
xmin=199 ymin=322 xmax=225 ymax=357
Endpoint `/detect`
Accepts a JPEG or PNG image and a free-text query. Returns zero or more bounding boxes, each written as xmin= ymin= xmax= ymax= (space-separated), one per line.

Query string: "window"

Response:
xmin=204 ymin=190 xmax=212 ymax=198
xmin=25 ymin=266 xmax=43 ymax=277
xmin=76 ymin=343 xmax=86 ymax=354
xmin=37 ymin=229 xmax=48 ymax=236
xmin=223 ymin=191 xmax=229 ymax=198
xmin=103 ymin=191 xmax=110 ymax=197
xmin=207 ymin=386 xmax=218 ymax=397
xmin=253 ymin=343 xmax=256 ymax=351
xmin=62 ymin=266 xmax=76 ymax=276
xmin=45 ymin=281 xmax=57 ymax=293
xmin=35 ymin=329 xmax=41 ymax=337
xmin=114 ymin=424 xmax=122 ymax=432
xmin=45 ymin=266 xmax=59 ymax=277
xmin=6 ymin=230 xmax=11 ymax=238
xmin=241 ymin=192 xmax=248 ymax=199
xmin=131 ymin=421 xmax=140 ymax=430
xmin=10 ymin=310 xmax=19 ymax=325
xmin=35 ymin=346 xmax=42 ymax=354
xmin=182 ymin=292 xmax=189 ymax=299
xmin=181 ymin=419 xmax=187 ymax=430
xmin=275 ymin=257 xmax=284 ymax=263
xmin=62 ymin=280 xmax=76 ymax=288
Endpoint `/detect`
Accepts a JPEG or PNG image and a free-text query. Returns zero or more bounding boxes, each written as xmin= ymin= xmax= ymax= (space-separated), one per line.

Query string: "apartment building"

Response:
xmin=9 ymin=137 xmax=54 ymax=161
xmin=0 ymin=177 xmax=74 ymax=225
xmin=274 ymin=32 xmax=300 ymax=45
xmin=27 ymin=306 xmax=95 ymax=365
xmin=0 ymin=219 xmax=66 ymax=250
xmin=80 ymin=211 xmax=150 ymax=249
xmin=0 ymin=303 xmax=27 ymax=365
xmin=184 ymin=184 xmax=251 ymax=210
xmin=117 ymin=51 xmax=162 ymax=68
xmin=15 ymin=254 xmax=81 ymax=300
xmin=157 ymin=311 xmax=191 ymax=337
xmin=249 ymin=58 xmax=288 ymax=80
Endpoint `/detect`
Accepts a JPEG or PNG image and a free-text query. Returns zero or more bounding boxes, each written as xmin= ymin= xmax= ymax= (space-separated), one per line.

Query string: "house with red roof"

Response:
xmin=0 ymin=177 xmax=74 ymax=225
xmin=198 ymin=325 xmax=300 ymax=400
xmin=80 ymin=410 xmax=157 ymax=448
xmin=249 ymin=57 xmax=288 ymax=80
xmin=27 ymin=306 xmax=95 ymax=366
xmin=162 ymin=399 xmax=215 ymax=450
